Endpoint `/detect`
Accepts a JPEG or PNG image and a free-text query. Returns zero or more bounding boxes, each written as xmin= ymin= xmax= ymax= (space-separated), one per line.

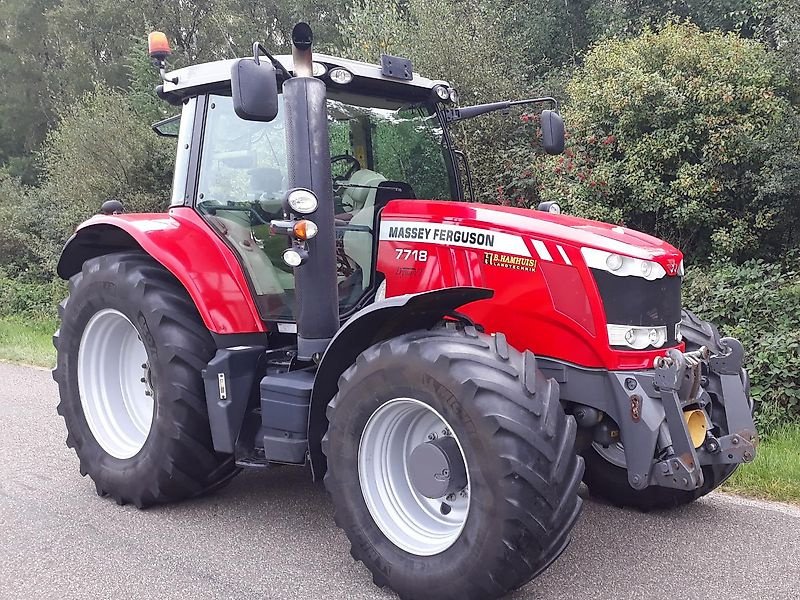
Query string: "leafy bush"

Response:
xmin=524 ymin=22 xmax=800 ymax=262
xmin=0 ymin=87 xmax=176 ymax=284
xmin=0 ymin=269 xmax=65 ymax=320
xmin=683 ymin=255 xmax=800 ymax=431
xmin=42 ymin=86 xmax=174 ymax=230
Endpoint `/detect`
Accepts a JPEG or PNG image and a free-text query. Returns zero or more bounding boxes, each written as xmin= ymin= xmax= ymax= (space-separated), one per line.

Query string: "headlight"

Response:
xmin=285 ymin=188 xmax=318 ymax=214
xmin=607 ymin=324 xmax=667 ymax=349
xmin=282 ymin=247 xmax=308 ymax=267
xmin=581 ymin=247 xmax=667 ymax=281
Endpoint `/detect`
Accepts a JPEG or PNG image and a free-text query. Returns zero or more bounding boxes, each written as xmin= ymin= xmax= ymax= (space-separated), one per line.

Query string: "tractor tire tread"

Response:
xmin=322 ymin=325 xmax=583 ymax=600
xmin=53 ymin=251 xmax=238 ymax=508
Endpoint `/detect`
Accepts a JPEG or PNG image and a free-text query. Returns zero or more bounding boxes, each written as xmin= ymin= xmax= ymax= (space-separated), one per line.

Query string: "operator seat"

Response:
xmin=342 ymin=169 xmax=386 ymax=289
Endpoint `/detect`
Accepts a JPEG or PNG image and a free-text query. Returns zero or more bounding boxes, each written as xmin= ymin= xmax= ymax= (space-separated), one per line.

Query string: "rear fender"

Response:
xmin=57 ymin=208 xmax=265 ymax=334
xmin=307 ymin=286 xmax=493 ymax=478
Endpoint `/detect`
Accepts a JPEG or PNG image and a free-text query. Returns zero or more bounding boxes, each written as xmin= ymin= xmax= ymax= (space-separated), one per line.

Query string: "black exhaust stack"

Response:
xmin=283 ymin=23 xmax=339 ymax=361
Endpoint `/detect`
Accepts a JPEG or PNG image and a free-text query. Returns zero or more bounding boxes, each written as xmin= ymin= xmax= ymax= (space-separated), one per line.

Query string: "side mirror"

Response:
xmin=231 ymin=58 xmax=279 ymax=122
xmin=541 ymin=110 xmax=565 ymax=155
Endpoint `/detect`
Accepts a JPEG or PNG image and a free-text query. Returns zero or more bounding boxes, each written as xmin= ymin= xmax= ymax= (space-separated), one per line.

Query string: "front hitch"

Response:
xmin=648 ymin=339 xmax=757 ymax=491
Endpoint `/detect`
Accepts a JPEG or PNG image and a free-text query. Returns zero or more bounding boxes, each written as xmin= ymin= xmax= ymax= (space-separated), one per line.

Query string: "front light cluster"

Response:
xmin=607 ymin=324 xmax=667 ymax=350
xmin=581 ymin=247 xmax=667 ymax=281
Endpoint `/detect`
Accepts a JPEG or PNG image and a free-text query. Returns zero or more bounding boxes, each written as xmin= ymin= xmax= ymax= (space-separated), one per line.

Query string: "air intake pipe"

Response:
xmin=283 ymin=23 xmax=339 ymax=361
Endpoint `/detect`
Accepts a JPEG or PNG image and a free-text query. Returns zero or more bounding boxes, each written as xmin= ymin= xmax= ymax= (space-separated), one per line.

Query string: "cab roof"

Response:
xmin=161 ymin=53 xmax=453 ymax=105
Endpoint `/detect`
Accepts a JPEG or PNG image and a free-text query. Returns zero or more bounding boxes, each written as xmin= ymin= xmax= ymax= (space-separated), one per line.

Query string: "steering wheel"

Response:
xmin=331 ymin=154 xmax=361 ymax=182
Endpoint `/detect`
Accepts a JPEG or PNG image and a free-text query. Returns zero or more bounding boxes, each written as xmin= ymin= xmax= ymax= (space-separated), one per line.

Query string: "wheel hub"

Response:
xmin=408 ymin=436 xmax=467 ymax=499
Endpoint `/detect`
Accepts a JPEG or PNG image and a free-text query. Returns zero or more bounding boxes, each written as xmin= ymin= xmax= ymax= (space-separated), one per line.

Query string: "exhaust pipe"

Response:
xmin=283 ymin=23 xmax=339 ymax=361
xmin=291 ymin=22 xmax=314 ymax=77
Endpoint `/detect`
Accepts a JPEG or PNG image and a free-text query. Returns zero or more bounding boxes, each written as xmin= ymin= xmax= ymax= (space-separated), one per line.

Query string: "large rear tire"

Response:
xmin=581 ymin=309 xmax=747 ymax=511
xmin=53 ymin=252 xmax=237 ymax=507
xmin=323 ymin=326 xmax=583 ymax=600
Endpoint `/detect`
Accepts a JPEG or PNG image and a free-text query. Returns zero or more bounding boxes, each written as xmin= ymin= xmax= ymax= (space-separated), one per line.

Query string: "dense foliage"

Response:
xmin=684 ymin=256 xmax=800 ymax=430
xmin=0 ymin=0 xmax=798 ymax=426
xmin=526 ymin=23 xmax=800 ymax=262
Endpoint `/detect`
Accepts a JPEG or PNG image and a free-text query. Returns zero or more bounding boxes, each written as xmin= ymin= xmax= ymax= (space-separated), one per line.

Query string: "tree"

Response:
xmin=525 ymin=22 xmax=800 ymax=261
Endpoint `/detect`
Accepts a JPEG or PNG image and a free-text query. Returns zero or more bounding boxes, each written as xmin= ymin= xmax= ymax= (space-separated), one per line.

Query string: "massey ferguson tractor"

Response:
xmin=52 ymin=24 xmax=757 ymax=600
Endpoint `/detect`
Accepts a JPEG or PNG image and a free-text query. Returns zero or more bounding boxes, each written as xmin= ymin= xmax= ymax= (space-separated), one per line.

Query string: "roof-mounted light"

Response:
xmin=148 ymin=31 xmax=172 ymax=61
xmin=434 ymin=85 xmax=450 ymax=101
xmin=329 ymin=67 xmax=353 ymax=85
xmin=312 ymin=62 xmax=327 ymax=77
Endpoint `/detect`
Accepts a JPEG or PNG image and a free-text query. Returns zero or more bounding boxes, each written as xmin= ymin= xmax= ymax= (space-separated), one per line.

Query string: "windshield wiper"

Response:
xmin=444 ymin=96 xmax=558 ymax=123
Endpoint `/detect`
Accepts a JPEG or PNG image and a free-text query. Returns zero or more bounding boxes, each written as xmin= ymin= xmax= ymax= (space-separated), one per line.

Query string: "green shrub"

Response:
xmin=683 ymin=256 xmax=800 ymax=431
xmin=0 ymin=270 xmax=65 ymax=320
xmin=524 ymin=22 xmax=800 ymax=262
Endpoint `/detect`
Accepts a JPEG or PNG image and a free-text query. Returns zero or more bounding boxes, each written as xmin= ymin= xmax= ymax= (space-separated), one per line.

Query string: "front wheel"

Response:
xmin=323 ymin=326 xmax=584 ymax=600
xmin=53 ymin=252 xmax=237 ymax=507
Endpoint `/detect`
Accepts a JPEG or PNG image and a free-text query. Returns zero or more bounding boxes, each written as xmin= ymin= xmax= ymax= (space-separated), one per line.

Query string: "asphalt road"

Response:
xmin=1 ymin=361 xmax=799 ymax=600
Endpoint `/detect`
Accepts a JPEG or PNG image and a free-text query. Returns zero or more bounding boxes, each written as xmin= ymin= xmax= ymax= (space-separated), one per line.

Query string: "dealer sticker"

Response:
xmin=484 ymin=252 xmax=538 ymax=272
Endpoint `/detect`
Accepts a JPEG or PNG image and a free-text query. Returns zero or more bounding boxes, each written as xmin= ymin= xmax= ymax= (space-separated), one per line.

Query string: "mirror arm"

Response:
xmin=253 ymin=42 xmax=293 ymax=80
xmin=444 ymin=96 xmax=558 ymax=123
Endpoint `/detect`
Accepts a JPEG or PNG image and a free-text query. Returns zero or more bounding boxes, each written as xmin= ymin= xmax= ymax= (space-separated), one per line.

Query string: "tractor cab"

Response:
xmin=156 ymin=52 xmax=463 ymax=326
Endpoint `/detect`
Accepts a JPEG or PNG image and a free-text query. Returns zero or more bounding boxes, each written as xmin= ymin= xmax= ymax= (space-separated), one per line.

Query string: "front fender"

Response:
xmin=307 ymin=286 xmax=493 ymax=478
xmin=57 ymin=207 xmax=265 ymax=334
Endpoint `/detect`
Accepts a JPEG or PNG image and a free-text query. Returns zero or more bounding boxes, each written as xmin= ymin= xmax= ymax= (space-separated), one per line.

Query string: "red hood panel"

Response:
xmin=383 ymin=200 xmax=683 ymax=267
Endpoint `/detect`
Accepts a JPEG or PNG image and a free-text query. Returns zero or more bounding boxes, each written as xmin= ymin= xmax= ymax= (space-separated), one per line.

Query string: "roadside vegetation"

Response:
xmin=0 ymin=1 xmax=798 ymax=501
xmin=725 ymin=426 xmax=800 ymax=503
xmin=0 ymin=317 xmax=57 ymax=367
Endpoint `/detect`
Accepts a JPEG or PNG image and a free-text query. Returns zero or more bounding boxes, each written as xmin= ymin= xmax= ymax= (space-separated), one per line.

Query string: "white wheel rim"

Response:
xmin=358 ymin=398 xmax=470 ymax=556
xmin=77 ymin=309 xmax=154 ymax=459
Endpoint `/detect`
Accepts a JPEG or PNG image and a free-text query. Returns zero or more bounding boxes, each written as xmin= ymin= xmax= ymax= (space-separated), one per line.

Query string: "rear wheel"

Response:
xmin=53 ymin=252 xmax=237 ymax=507
xmin=323 ymin=326 xmax=584 ymax=600
xmin=581 ymin=309 xmax=748 ymax=510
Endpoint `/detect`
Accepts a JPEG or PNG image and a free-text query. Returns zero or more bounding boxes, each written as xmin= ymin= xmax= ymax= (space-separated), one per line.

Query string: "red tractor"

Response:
xmin=53 ymin=24 xmax=756 ymax=600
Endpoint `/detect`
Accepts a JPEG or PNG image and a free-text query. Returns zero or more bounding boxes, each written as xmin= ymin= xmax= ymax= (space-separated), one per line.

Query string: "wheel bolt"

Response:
xmin=445 ymin=493 xmax=456 ymax=502
xmin=427 ymin=433 xmax=436 ymax=441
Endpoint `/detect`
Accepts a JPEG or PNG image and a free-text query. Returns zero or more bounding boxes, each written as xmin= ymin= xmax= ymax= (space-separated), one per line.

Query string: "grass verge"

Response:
xmin=722 ymin=425 xmax=800 ymax=504
xmin=0 ymin=316 xmax=57 ymax=368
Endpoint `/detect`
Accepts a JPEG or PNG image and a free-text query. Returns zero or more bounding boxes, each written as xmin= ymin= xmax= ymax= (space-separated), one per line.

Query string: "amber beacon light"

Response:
xmin=148 ymin=31 xmax=172 ymax=61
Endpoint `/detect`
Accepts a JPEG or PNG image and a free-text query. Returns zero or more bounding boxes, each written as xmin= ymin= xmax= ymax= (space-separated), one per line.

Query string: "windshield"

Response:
xmin=196 ymin=92 xmax=452 ymax=321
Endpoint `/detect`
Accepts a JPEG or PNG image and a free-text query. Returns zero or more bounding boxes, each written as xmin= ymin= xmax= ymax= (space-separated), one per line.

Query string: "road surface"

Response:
xmin=1 ymin=361 xmax=798 ymax=599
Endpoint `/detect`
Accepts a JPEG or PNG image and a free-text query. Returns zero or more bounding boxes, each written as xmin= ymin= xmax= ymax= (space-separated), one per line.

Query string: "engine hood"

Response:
xmin=382 ymin=200 xmax=683 ymax=273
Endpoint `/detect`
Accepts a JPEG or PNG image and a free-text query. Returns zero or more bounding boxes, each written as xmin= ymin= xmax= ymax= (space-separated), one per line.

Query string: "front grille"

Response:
xmin=591 ymin=269 xmax=682 ymax=346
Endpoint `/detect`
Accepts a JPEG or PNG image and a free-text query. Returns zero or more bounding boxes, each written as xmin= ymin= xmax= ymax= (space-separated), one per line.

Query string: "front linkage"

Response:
xmin=620 ymin=338 xmax=756 ymax=492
